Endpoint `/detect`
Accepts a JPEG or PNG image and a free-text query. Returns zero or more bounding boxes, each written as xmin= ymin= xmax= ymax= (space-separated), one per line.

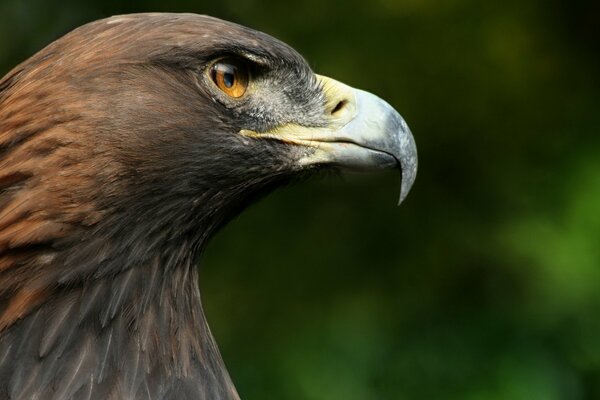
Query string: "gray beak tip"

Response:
xmin=396 ymin=124 xmax=418 ymax=206
xmin=398 ymin=164 xmax=417 ymax=206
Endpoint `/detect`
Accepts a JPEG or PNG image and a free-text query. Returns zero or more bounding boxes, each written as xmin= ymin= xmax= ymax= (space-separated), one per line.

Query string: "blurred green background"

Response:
xmin=1 ymin=0 xmax=599 ymax=399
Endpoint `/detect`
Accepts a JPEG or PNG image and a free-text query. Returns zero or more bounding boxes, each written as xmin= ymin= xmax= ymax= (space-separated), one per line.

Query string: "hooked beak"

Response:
xmin=241 ymin=75 xmax=418 ymax=204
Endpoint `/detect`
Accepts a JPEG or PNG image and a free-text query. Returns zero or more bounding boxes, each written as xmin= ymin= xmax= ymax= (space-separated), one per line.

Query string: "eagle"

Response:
xmin=0 ymin=13 xmax=417 ymax=400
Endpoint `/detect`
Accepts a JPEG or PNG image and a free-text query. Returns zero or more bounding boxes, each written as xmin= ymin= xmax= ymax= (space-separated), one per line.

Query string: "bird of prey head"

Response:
xmin=0 ymin=13 xmax=416 ymax=400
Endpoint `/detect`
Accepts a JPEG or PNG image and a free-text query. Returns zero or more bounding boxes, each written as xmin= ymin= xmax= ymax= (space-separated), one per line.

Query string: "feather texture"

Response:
xmin=0 ymin=11 xmax=323 ymax=400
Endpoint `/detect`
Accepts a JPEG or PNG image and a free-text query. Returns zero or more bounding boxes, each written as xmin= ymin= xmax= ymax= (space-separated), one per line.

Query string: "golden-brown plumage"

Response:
xmin=0 ymin=12 xmax=416 ymax=400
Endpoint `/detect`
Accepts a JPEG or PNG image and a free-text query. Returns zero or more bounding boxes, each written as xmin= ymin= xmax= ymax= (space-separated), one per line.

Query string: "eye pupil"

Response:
xmin=223 ymin=72 xmax=235 ymax=88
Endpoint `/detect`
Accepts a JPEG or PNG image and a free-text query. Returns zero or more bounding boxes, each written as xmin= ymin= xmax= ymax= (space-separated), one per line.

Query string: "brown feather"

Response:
xmin=0 ymin=11 xmax=318 ymax=400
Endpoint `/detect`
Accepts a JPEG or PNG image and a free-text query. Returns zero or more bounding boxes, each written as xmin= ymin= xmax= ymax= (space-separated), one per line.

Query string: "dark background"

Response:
xmin=1 ymin=0 xmax=599 ymax=399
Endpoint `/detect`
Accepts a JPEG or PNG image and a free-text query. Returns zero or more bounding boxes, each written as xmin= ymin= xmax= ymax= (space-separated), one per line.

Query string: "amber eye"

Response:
xmin=209 ymin=59 xmax=249 ymax=98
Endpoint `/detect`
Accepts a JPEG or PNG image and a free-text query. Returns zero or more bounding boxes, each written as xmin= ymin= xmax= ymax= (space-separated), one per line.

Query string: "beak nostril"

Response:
xmin=331 ymin=100 xmax=347 ymax=115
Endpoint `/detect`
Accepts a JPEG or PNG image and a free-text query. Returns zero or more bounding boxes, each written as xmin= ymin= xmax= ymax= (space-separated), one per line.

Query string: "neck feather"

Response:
xmin=0 ymin=240 xmax=240 ymax=400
